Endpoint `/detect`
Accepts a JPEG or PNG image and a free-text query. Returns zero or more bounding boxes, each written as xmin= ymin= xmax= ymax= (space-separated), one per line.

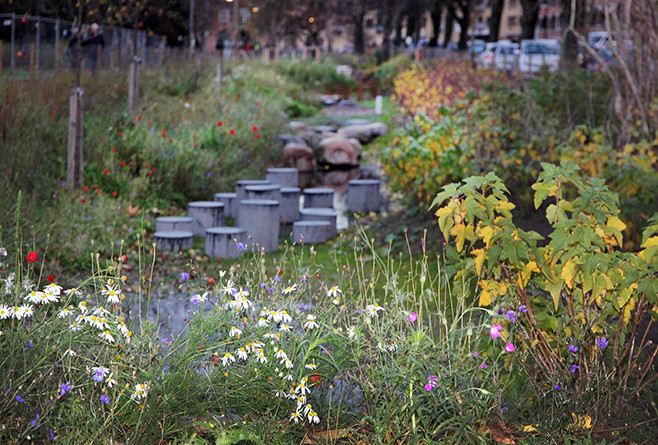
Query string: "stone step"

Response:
xmin=188 ymin=201 xmax=225 ymax=236
xmin=292 ymin=220 xmax=332 ymax=243
xmin=214 ymin=192 xmax=237 ymax=219
xmin=154 ymin=231 xmax=194 ymax=252
xmin=303 ymin=187 xmax=334 ymax=208
xmin=205 ymin=227 xmax=247 ymax=259
xmin=348 ymin=179 xmax=382 ymax=213
xmin=266 ymin=167 xmax=299 ymax=188
xmin=238 ymin=199 xmax=280 ymax=252
xmin=155 ymin=216 xmax=194 ymax=233
xmin=299 ymin=207 xmax=337 ymax=238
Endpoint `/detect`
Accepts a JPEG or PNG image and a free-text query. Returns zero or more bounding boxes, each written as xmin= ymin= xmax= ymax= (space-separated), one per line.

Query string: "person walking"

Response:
xmin=83 ymin=23 xmax=105 ymax=75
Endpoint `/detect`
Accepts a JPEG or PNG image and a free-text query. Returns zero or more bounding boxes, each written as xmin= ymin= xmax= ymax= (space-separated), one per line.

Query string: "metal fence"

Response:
xmin=0 ymin=13 xmax=185 ymax=73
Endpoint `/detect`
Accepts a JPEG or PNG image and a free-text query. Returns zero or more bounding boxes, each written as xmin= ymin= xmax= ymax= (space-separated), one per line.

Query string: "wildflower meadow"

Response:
xmin=0 ymin=53 xmax=656 ymax=444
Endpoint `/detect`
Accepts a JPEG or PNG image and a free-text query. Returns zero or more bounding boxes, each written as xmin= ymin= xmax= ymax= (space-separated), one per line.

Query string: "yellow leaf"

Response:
xmin=479 ymin=288 xmax=492 ymax=306
xmin=472 ymin=248 xmax=486 ymax=276
xmin=607 ymin=216 xmax=627 ymax=233
xmin=569 ymin=413 xmax=593 ymax=430
xmin=477 ymin=225 xmax=494 ymax=248
xmin=517 ymin=261 xmax=540 ymax=288
xmin=560 ymin=261 xmax=576 ymax=289
xmin=642 ymin=236 xmax=658 ymax=249
xmin=451 ymin=223 xmax=467 ymax=253
xmin=522 ymin=425 xmax=537 ymax=433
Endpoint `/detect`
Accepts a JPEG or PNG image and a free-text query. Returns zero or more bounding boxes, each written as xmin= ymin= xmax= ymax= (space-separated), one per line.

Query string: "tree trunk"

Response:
xmin=520 ymin=0 xmax=540 ymax=40
xmin=443 ymin=4 xmax=455 ymax=47
xmin=561 ymin=0 xmax=584 ymax=68
xmin=429 ymin=1 xmax=443 ymax=47
xmin=489 ymin=0 xmax=504 ymax=42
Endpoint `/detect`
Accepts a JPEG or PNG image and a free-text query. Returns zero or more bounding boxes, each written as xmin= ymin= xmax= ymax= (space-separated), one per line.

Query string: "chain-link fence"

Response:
xmin=0 ymin=13 xmax=192 ymax=74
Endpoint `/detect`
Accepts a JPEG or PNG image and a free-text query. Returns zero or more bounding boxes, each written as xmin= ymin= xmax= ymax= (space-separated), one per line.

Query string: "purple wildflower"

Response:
xmin=597 ymin=337 xmax=609 ymax=349
xmin=100 ymin=395 xmax=109 ymax=404
xmin=237 ymin=242 xmax=245 ymax=251
xmin=518 ymin=305 xmax=527 ymax=313
xmin=569 ymin=345 xmax=578 ymax=353
xmin=60 ymin=381 xmax=73 ymax=395
xmin=505 ymin=310 xmax=518 ymax=322
xmin=16 ymin=395 xmax=24 ymax=402
xmin=180 ymin=272 xmax=190 ymax=281
xmin=570 ymin=364 xmax=580 ymax=374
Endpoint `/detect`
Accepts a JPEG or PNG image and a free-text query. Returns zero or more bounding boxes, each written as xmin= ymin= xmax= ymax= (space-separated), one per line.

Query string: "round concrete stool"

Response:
xmin=214 ymin=192 xmax=237 ymax=219
xmin=303 ymin=187 xmax=334 ymax=208
xmin=347 ymin=179 xmax=382 ymax=212
xmin=238 ymin=199 xmax=280 ymax=252
xmin=154 ymin=231 xmax=194 ymax=252
xmin=299 ymin=207 xmax=337 ymax=237
xmin=155 ymin=216 xmax=194 ymax=233
xmin=188 ymin=201 xmax=224 ymax=236
xmin=235 ymin=180 xmax=272 ymax=204
xmin=266 ymin=168 xmax=299 ymax=188
xmin=292 ymin=220 xmax=332 ymax=243
xmin=245 ymin=184 xmax=282 ymax=202
xmin=205 ymin=227 xmax=247 ymax=259
xmin=280 ymin=187 xmax=301 ymax=223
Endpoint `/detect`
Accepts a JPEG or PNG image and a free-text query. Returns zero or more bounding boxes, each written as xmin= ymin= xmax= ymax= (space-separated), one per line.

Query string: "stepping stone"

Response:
xmin=348 ymin=179 xmax=382 ymax=212
xmin=292 ymin=220 xmax=332 ymax=243
xmin=238 ymin=199 xmax=280 ymax=252
xmin=280 ymin=187 xmax=301 ymax=223
xmin=154 ymin=231 xmax=194 ymax=252
xmin=205 ymin=227 xmax=247 ymax=259
xmin=245 ymin=184 xmax=282 ymax=202
xmin=266 ymin=168 xmax=299 ymax=188
xmin=214 ymin=192 xmax=237 ymax=219
xmin=299 ymin=207 xmax=337 ymax=237
xmin=188 ymin=201 xmax=225 ymax=236
xmin=235 ymin=180 xmax=271 ymax=224
xmin=303 ymin=187 xmax=334 ymax=208
xmin=155 ymin=216 xmax=194 ymax=232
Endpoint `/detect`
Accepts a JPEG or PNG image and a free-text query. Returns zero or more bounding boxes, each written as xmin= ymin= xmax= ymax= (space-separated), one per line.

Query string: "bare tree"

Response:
xmin=489 ymin=0 xmax=504 ymax=42
xmin=520 ymin=0 xmax=540 ymax=40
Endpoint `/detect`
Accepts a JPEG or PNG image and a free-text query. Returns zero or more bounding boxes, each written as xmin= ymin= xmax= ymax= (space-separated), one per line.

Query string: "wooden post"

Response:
xmin=56 ymin=42 xmax=62 ymax=72
xmin=111 ymin=47 xmax=117 ymax=70
xmin=159 ymin=37 xmax=166 ymax=67
xmin=128 ymin=56 xmax=141 ymax=113
xmin=263 ymin=46 xmax=270 ymax=63
xmin=67 ymin=86 xmax=84 ymax=189
xmin=96 ymin=44 xmax=102 ymax=74
xmin=315 ymin=46 xmax=321 ymax=63
xmin=216 ymin=50 xmax=223 ymax=84
xmin=30 ymin=42 xmax=36 ymax=79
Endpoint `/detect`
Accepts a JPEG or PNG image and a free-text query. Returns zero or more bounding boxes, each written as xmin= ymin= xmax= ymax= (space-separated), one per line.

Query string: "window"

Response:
xmin=218 ymin=8 xmax=230 ymax=24
xmin=366 ymin=18 xmax=374 ymax=29
xmin=508 ymin=16 xmax=517 ymax=27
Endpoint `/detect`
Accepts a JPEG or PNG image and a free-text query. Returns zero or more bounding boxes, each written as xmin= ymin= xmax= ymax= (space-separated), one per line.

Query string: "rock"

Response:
xmin=337 ymin=122 xmax=388 ymax=144
xmin=342 ymin=118 xmax=371 ymax=127
xmin=319 ymin=94 xmax=341 ymax=105
xmin=337 ymin=99 xmax=356 ymax=107
xmin=282 ymin=143 xmax=316 ymax=172
xmin=309 ymin=125 xmax=337 ymax=134
xmin=289 ymin=121 xmax=307 ymax=132
xmin=318 ymin=136 xmax=362 ymax=166
xmin=335 ymin=65 xmax=353 ymax=77
xmin=298 ymin=130 xmax=324 ymax=152
xmin=278 ymin=133 xmax=307 ymax=147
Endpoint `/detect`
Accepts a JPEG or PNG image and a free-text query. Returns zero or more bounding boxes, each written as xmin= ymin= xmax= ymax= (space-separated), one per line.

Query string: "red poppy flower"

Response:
xmin=119 ymin=132 xmax=123 ymax=137
xmin=217 ymin=121 xmax=223 ymax=127
xmin=104 ymin=169 xmax=109 ymax=174
xmin=153 ymin=149 xmax=157 ymax=154
xmin=194 ymin=142 xmax=199 ymax=147
xmin=83 ymin=186 xmax=89 ymax=192
xmin=95 ymin=190 xmax=99 ymax=194
xmin=137 ymin=115 xmax=142 ymax=121
xmin=47 ymin=274 xmax=54 ymax=282
xmin=82 ymin=198 xmax=86 ymax=203
xmin=229 ymin=129 xmax=236 ymax=136
xmin=112 ymin=191 xmax=117 ymax=197
xmin=26 ymin=252 xmax=37 ymax=263
xmin=168 ymin=138 xmax=173 ymax=143
xmin=255 ymin=134 xmax=260 ymax=139
xmin=120 ymin=161 xmax=125 ymax=166
xmin=51 ymin=110 xmax=56 ymax=115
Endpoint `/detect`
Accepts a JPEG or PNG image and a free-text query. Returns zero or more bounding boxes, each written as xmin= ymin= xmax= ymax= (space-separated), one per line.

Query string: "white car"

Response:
xmin=492 ymin=40 xmax=519 ymax=72
xmin=518 ymin=39 xmax=560 ymax=74
xmin=476 ymin=42 xmax=497 ymax=69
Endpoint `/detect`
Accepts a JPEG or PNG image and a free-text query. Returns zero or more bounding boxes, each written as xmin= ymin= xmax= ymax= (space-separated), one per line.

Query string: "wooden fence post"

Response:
xmin=128 ymin=56 xmax=141 ymax=113
xmin=96 ymin=44 xmax=102 ymax=74
xmin=56 ymin=42 xmax=62 ymax=72
xmin=67 ymin=86 xmax=84 ymax=189
xmin=30 ymin=42 xmax=36 ymax=79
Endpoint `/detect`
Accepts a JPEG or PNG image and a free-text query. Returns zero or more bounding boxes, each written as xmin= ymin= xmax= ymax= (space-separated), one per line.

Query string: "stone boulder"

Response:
xmin=337 ymin=122 xmax=388 ymax=144
xmin=278 ymin=134 xmax=307 ymax=147
xmin=318 ymin=136 xmax=362 ymax=166
xmin=289 ymin=121 xmax=307 ymax=132
xmin=281 ymin=143 xmax=316 ymax=172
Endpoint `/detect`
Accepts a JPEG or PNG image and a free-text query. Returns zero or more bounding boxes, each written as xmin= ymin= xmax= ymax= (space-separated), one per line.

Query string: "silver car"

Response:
xmin=518 ymin=39 xmax=561 ymax=74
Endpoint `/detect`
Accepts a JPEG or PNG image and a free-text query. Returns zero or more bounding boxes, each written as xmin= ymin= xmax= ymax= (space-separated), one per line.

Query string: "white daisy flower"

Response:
xmin=25 ymin=290 xmax=46 ymax=304
xmin=274 ymin=349 xmax=288 ymax=361
xmin=57 ymin=307 xmax=74 ymax=318
xmin=303 ymin=314 xmax=318 ymax=330
xmin=301 ymin=402 xmax=313 ymax=415
xmin=0 ymin=304 xmax=11 ymax=319
xmin=305 ymin=363 xmax=317 ymax=370
xmin=229 ymin=326 xmax=242 ymax=338
xmin=63 ymin=349 xmax=77 ymax=357
xmin=78 ymin=301 xmax=88 ymax=314
xmin=347 ymin=327 xmax=358 ymax=339
xmin=326 ymin=286 xmax=342 ymax=299
xmin=131 ymin=382 xmax=149 ymax=401
xmin=256 ymin=350 xmax=268 ymax=364
xmin=106 ymin=373 xmax=117 ymax=387
xmin=281 ymin=284 xmax=297 ymax=295
xmin=284 ymin=358 xmax=293 ymax=369
xmin=44 ymin=283 xmax=63 ymax=296
xmin=252 ymin=341 xmax=264 ymax=350
xmin=263 ymin=332 xmax=278 ymax=340
xmin=102 ymin=283 xmax=121 ymax=305
xmin=295 ymin=382 xmax=309 ymax=395
xmin=68 ymin=321 xmax=82 ymax=332
xmin=64 ymin=287 xmax=82 ymax=297
xmin=256 ymin=317 xmax=269 ymax=328
xmin=221 ymin=352 xmax=235 ymax=366
xmin=309 ymin=411 xmax=320 ymax=424
xmin=365 ymin=304 xmax=384 ymax=318
xmin=99 ymin=330 xmax=115 ymax=343
xmin=283 ymin=373 xmax=294 ymax=382
xmin=0 ymin=247 xmax=6 ymax=256
xmin=279 ymin=324 xmax=293 ymax=333
xmin=222 ymin=280 xmax=236 ymax=295
xmin=289 ymin=411 xmax=301 ymax=424
xmin=236 ymin=347 xmax=248 ymax=361
xmin=14 ymin=305 xmax=34 ymax=319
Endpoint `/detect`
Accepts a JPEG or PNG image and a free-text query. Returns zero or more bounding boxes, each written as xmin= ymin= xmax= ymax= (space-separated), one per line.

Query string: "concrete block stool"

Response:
xmin=214 ymin=192 xmax=237 ymax=219
xmin=299 ymin=208 xmax=337 ymax=237
xmin=292 ymin=220 xmax=332 ymax=243
xmin=303 ymin=187 xmax=334 ymax=208
xmin=188 ymin=201 xmax=224 ymax=236
xmin=266 ymin=168 xmax=299 ymax=187
xmin=347 ymin=179 xmax=382 ymax=212
xmin=280 ymin=187 xmax=301 ymax=223
xmin=245 ymin=184 xmax=282 ymax=202
xmin=155 ymin=216 xmax=194 ymax=233
xmin=235 ymin=180 xmax=272 ymax=204
xmin=238 ymin=199 xmax=280 ymax=252
xmin=154 ymin=231 xmax=194 ymax=252
xmin=205 ymin=227 xmax=247 ymax=259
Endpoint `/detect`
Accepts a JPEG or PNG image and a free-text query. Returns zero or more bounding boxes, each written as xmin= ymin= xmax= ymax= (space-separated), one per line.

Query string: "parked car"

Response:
xmin=492 ymin=40 xmax=519 ymax=72
xmin=518 ymin=39 xmax=560 ymax=74
xmin=468 ymin=39 xmax=486 ymax=55
xmin=475 ymin=42 xmax=497 ymax=68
